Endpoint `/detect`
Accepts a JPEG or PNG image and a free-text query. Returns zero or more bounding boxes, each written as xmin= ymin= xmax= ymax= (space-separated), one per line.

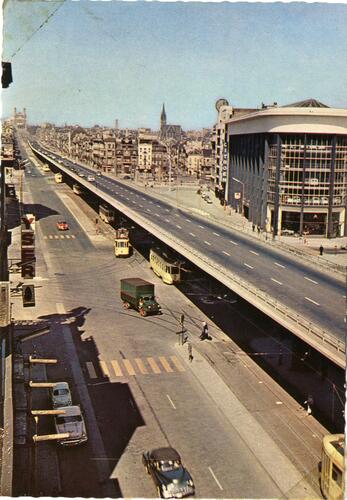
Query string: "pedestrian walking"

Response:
xmin=304 ymin=395 xmax=314 ymax=415
xmin=319 ymin=245 xmax=324 ymax=256
xmin=199 ymin=321 xmax=208 ymax=340
xmin=252 ymin=223 xmax=255 ymax=232
xmin=187 ymin=342 xmax=193 ymax=362
xmin=257 ymin=226 xmax=260 ymax=236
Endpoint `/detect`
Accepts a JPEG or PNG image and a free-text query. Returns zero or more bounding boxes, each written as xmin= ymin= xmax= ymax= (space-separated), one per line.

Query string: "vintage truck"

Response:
xmin=120 ymin=278 xmax=161 ymax=316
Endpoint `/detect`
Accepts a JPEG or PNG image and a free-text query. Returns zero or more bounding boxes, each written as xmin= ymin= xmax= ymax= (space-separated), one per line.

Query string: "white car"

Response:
xmin=87 ymin=175 xmax=95 ymax=182
xmin=50 ymin=382 xmax=72 ymax=409
xmin=54 ymin=405 xmax=88 ymax=446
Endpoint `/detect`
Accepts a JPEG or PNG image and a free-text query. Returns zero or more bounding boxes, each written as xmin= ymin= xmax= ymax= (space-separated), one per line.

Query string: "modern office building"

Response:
xmin=226 ymin=99 xmax=347 ymax=238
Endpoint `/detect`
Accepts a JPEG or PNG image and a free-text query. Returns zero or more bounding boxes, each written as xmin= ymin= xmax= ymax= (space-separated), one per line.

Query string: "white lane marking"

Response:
xmin=250 ymin=250 xmax=259 ymax=256
xmin=274 ymin=262 xmax=285 ymax=269
xmin=304 ymin=276 xmax=318 ymax=285
xmin=305 ymin=297 xmax=320 ymax=306
xmin=204 ymin=241 xmax=211 ymax=246
xmin=222 ymin=251 xmax=230 ymax=256
xmin=176 ymin=225 xmax=182 ymax=229
xmin=185 ymin=218 xmax=191 ymax=222
xmin=213 ymin=232 xmax=220 ymax=237
xmin=165 ymin=209 xmax=170 ymax=212
xmin=139 ymin=204 xmax=143 ymax=208
xmin=166 ymin=394 xmax=176 ymax=410
xmin=135 ymin=194 xmax=139 ymax=198
xmin=149 ymin=201 xmax=153 ymax=204
xmin=244 ymin=263 xmax=254 ymax=269
xmin=229 ymin=239 xmax=238 ymax=245
xmin=146 ymin=209 xmax=151 ymax=212
xmin=189 ymin=232 xmax=196 ymax=237
xmin=343 ymin=295 xmax=346 ymax=299
xmin=155 ymin=213 xmax=160 ymax=217
xmin=271 ymin=278 xmax=282 ymax=285
xmin=142 ymin=197 xmax=146 ymax=200
xmin=208 ymin=467 xmax=223 ymax=491
xmin=198 ymin=225 xmax=204 ymax=229
xmin=165 ymin=219 xmax=170 ymax=223
xmin=132 ymin=201 xmax=136 ymax=204
xmin=156 ymin=204 xmax=161 ymax=207
xmin=175 ymin=214 xmax=180 ymax=217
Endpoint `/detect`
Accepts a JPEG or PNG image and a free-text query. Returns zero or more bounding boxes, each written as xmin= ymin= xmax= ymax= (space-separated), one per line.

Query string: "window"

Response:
xmin=332 ymin=464 xmax=342 ymax=487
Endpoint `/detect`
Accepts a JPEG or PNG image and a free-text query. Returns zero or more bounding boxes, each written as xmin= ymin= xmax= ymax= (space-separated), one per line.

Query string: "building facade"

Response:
xmin=226 ymin=100 xmax=347 ymax=238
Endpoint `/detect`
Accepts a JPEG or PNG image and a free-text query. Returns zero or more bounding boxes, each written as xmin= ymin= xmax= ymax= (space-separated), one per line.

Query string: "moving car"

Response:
xmin=78 ymin=172 xmax=85 ymax=178
xmin=142 ymin=447 xmax=195 ymax=498
xmin=50 ymin=382 xmax=72 ymax=409
xmin=87 ymin=175 xmax=95 ymax=182
xmin=54 ymin=405 xmax=88 ymax=446
xmin=96 ymin=171 xmax=102 ymax=177
xmin=56 ymin=220 xmax=69 ymax=231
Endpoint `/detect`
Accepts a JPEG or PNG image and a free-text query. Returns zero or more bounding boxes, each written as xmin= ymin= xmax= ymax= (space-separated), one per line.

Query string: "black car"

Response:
xmin=142 ymin=447 xmax=195 ymax=498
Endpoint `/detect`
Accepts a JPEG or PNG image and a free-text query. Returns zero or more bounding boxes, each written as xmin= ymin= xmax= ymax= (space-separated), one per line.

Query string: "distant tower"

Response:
xmin=115 ymin=119 xmax=119 ymax=130
xmin=160 ymin=103 xmax=167 ymax=139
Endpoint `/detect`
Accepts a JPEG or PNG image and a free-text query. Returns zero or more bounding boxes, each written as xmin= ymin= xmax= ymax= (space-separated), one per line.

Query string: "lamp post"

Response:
xmin=231 ymin=177 xmax=244 ymax=215
xmin=164 ymin=140 xmax=174 ymax=192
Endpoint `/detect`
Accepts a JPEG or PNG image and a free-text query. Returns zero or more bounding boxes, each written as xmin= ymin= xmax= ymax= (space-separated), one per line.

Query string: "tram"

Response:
xmin=149 ymin=248 xmax=181 ymax=285
xmin=72 ymin=184 xmax=82 ymax=195
xmin=114 ymin=228 xmax=131 ymax=257
xmin=320 ymin=433 xmax=344 ymax=500
xmin=99 ymin=203 xmax=115 ymax=224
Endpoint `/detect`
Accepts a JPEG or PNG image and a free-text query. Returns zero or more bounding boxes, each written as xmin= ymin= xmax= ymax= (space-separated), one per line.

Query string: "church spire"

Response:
xmin=161 ymin=103 xmax=167 ymax=127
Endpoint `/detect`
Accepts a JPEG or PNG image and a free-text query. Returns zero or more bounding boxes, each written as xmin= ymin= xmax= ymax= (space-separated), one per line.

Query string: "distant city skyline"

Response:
xmin=2 ymin=1 xmax=347 ymax=129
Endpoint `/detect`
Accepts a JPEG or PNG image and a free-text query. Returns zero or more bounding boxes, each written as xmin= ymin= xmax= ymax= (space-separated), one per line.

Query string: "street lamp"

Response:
xmin=231 ymin=177 xmax=244 ymax=215
xmin=164 ymin=140 xmax=174 ymax=192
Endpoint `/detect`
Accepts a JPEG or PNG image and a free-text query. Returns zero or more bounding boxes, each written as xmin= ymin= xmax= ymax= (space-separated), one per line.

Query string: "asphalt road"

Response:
xmin=14 ymin=155 xmax=320 ymax=498
xmin=31 ymin=143 xmax=346 ymax=342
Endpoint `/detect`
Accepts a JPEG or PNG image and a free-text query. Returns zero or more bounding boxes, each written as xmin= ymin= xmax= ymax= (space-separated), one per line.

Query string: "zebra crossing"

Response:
xmin=44 ymin=234 xmax=76 ymax=240
xmin=85 ymin=355 xmax=186 ymax=380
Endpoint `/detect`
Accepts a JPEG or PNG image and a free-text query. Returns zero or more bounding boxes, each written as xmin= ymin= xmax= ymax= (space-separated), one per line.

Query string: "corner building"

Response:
xmin=226 ymin=100 xmax=347 ymax=238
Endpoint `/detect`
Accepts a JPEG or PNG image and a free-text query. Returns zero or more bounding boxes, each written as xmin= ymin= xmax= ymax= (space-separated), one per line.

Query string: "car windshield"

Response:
xmin=157 ymin=460 xmax=181 ymax=472
xmin=57 ymin=415 xmax=82 ymax=424
xmin=54 ymin=388 xmax=69 ymax=396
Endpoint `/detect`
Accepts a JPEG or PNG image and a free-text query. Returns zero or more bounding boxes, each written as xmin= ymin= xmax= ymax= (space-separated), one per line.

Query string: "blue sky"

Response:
xmin=2 ymin=1 xmax=347 ymax=129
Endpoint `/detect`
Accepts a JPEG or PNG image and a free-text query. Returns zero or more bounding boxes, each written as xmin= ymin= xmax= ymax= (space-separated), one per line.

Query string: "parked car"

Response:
xmin=87 ymin=175 xmax=95 ymax=182
xmin=56 ymin=220 xmax=69 ymax=231
xmin=50 ymin=382 xmax=72 ymax=409
xmin=54 ymin=405 xmax=88 ymax=446
xmin=142 ymin=447 xmax=195 ymax=498
xmin=78 ymin=172 xmax=85 ymax=178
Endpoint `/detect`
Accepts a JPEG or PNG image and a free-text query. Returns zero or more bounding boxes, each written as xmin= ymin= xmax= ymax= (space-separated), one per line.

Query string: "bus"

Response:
xmin=320 ymin=434 xmax=344 ymax=500
xmin=149 ymin=248 xmax=181 ymax=285
xmin=55 ymin=173 xmax=63 ymax=183
xmin=72 ymin=184 xmax=82 ymax=195
xmin=99 ymin=204 xmax=115 ymax=224
xmin=42 ymin=164 xmax=50 ymax=172
xmin=114 ymin=228 xmax=131 ymax=257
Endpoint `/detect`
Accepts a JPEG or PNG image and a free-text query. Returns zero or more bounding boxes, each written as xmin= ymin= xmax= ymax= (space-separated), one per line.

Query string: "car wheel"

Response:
xmin=123 ymin=302 xmax=130 ymax=309
xmin=140 ymin=309 xmax=147 ymax=317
